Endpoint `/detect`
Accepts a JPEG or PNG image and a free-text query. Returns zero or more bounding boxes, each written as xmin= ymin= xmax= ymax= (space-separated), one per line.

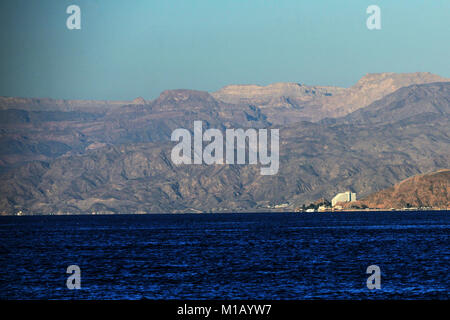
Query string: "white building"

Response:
xmin=332 ymin=191 xmax=356 ymax=207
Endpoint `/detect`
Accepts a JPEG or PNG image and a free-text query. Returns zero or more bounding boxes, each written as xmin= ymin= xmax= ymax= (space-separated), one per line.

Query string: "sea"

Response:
xmin=0 ymin=211 xmax=448 ymax=300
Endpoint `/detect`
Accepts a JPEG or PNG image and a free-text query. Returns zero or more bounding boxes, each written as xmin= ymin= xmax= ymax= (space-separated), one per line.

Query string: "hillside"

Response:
xmin=0 ymin=90 xmax=269 ymax=171
xmin=349 ymin=170 xmax=449 ymax=209
xmin=213 ymin=72 xmax=450 ymax=124
xmin=340 ymin=82 xmax=450 ymax=124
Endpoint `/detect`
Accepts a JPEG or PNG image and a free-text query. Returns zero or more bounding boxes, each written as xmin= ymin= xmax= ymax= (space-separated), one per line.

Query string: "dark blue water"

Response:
xmin=0 ymin=212 xmax=448 ymax=299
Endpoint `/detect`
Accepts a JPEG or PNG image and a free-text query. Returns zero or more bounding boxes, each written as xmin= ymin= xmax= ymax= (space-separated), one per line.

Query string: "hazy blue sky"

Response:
xmin=0 ymin=0 xmax=449 ymax=100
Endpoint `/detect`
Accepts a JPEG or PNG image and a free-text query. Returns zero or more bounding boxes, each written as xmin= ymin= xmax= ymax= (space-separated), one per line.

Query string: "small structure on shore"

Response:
xmin=332 ymin=191 xmax=356 ymax=207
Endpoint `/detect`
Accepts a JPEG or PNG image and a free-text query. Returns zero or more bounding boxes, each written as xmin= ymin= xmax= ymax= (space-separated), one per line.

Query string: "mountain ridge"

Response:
xmin=1 ymin=81 xmax=449 ymax=214
xmin=212 ymin=72 xmax=450 ymax=124
xmin=2 ymin=72 xmax=448 ymax=116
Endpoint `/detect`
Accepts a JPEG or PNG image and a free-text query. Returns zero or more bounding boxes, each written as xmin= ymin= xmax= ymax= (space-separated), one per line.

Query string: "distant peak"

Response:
xmin=159 ymin=89 xmax=212 ymax=99
xmin=220 ymin=82 xmax=303 ymax=90
xmin=212 ymin=82 xmax=344 ymax=105
xmin=131 ymin=97 xmax=146 ymax=104
xmin=154 ymin=89 xmax=216 ymax=105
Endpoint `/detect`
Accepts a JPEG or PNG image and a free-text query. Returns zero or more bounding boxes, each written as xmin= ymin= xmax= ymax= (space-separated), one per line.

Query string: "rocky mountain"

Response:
xmin=212 ymin=82 xmax=344 ymax=108
xmin=0 ymin=80 xmax=449 ymax=214
xmin=0 ymin=89 xmax=269 ymax=171
xmin=212 ymin=72 xmax=450 ymax=124
xmin=347 ymin=169 xmax=449 ymax=209
xmin=339 ymin=81 xmax=450 ymax=125
xmin=313 ymin=72 xmax=450 ymax=119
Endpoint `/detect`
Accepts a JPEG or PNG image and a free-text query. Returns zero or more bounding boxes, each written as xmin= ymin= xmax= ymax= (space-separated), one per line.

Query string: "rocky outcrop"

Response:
xmin=348 ymin=169 xmax=450 ymax=209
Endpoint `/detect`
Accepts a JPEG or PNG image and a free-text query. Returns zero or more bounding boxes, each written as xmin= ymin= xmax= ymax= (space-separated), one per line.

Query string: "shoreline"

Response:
xmin=2 ymin=208 xmax=449 ymax=217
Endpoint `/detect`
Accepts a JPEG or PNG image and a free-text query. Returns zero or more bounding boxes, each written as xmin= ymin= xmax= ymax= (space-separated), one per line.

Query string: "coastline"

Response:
xmin=2 ymin=208 xmax=449 ymax=216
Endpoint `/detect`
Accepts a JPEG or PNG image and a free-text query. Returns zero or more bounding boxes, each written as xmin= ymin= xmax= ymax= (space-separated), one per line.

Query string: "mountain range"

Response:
xmin=0 ymin=72 xmax=449 ymax=214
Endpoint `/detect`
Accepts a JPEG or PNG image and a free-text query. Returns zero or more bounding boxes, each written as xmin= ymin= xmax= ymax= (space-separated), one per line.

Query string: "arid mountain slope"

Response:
xmin=212 ymin=82 xmax=344 ymax=108
xmin=350 ymin=170 xmax=449 ymax=209
xmin=314 ymin=72 xmax=450 ymax=119
xmin=0 ymin=90 xmax=269 ymax=171
xmin=213 ymin=72 xmax=450 ymax=124
xmin=340 ymin=82 xmax=450 ymax=124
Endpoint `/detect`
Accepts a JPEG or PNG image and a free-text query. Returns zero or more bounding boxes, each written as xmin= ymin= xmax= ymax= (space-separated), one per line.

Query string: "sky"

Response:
xmin=0 ymin=0 xmax=449 ymax=100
